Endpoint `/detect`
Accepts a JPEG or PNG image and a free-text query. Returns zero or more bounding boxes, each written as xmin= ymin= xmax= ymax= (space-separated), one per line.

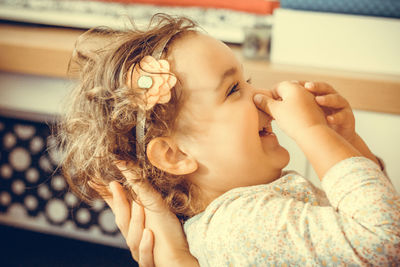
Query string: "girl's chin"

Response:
xmin=280 ymin=148 xmax=290 ymax=167
xmin=263 ymin=144 xmax=290 ymax=169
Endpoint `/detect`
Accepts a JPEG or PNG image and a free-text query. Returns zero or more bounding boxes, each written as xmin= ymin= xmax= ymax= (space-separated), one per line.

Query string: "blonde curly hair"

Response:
xmin=58 ymin=14 xmax=199 ymax=219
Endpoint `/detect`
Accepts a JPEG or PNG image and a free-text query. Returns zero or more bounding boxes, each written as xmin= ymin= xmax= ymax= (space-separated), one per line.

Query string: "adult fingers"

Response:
xmin=102 ymin=196 xmax=113 ymax=210
xmin=109 ymin=181 xmax=131 ymax=239
xmin=315 ymin=93 xmax=349 ymax=109
xmin=133 ymin=183 xmax=165 ymax=213
xmin=126 ymin=201 xmax=145 ymax=261
xmin=116 ymin=162 xmax=167 ymax=214
xmin=88 ymin=180 xmax=114 ymax=210
xmin=138 ymin=229 xmax=155 ymax=267
xmin=304 ymin=81 xmax=336 ymax=95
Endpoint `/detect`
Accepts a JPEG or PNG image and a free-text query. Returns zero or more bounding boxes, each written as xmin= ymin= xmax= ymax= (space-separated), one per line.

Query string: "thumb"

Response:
xmin=115 ymin=161 xmax=166 ymax=213
xmin=253 ymin=93 xmax=276 ymax=115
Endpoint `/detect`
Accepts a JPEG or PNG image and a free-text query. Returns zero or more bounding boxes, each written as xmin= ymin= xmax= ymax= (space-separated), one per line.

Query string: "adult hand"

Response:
xmin=253 ymin=81 xmax=327 ymax=141
xmin=103 ymin=181 xmax=155 ymax=266
xmin=103 ymin=162 xmax=199 ymax=267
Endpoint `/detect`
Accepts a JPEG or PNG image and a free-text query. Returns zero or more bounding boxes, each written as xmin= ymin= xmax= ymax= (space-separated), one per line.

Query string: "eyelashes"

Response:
xmin=226 ymin=82 xmax=240 ymax=97
xmin=226 ymin=78 xmax=252 ymax=97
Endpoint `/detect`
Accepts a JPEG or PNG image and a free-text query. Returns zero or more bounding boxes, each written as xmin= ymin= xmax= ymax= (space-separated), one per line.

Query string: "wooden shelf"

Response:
xmin=0 ymin=23 xmax=80 ymax=78
xmin=1 ymin=23 xmax=399 ymax=114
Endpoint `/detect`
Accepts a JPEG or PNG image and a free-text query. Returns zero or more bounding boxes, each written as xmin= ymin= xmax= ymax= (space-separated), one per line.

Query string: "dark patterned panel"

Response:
xmin=0 ymin=116 xmax=126 ymax=248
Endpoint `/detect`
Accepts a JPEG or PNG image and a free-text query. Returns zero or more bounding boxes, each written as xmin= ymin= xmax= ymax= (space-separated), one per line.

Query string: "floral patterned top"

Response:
xmin=184 ymin=157 xmax=399 ymax=266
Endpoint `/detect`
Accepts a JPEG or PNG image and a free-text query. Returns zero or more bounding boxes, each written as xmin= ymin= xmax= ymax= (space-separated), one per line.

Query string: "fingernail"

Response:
xmin=253 ymin=94 xmax=264 ymax=105
xmin=115 ymin=160 xmax=126 ymax=170
xmin=109 ymin=181 xmax=117 ymax=195
xmin=305 ymin=82 xmax=314 ymax=89
xmin=143 ymin=228 xmax=151 ymax=241
xmin=131 ymin=200 xmax=137 ymax=214
xmin=315 ymin=95 xmax=324 ymax=103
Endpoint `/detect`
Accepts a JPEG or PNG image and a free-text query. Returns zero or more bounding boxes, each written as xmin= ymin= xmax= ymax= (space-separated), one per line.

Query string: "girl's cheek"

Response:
xmin=227 ymin=92 xmax=242 ymax=102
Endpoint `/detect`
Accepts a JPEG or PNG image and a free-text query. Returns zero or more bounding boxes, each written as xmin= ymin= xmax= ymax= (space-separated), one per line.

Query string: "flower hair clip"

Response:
xmin=126 ymin=55 xmax=177 ymax=159
xmin=127 ymin=55 xmax=177 ymax=110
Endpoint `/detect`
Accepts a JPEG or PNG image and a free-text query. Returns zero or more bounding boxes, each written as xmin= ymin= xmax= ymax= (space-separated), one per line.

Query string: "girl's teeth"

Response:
xmin=259 ymin=128 xmax=271 ymax=136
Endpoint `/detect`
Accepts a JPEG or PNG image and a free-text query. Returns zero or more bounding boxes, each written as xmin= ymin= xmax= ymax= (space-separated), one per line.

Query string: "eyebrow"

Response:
xmin=215 ymin=67 xmax=238 ymax=91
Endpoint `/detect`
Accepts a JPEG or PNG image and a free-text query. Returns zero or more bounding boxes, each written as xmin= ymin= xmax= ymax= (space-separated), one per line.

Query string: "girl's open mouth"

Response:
xmin=258 ymin=113 xmax=274 ymax=137
xmin=259 ymin=127 xmax=274 ymax=137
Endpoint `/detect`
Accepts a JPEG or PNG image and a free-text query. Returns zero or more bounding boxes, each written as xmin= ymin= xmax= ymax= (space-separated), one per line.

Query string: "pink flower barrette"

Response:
xmin=127 ymin=55 xmax=177 ymax=110
xmin=126 ymin=55 xmax=177 ymax=159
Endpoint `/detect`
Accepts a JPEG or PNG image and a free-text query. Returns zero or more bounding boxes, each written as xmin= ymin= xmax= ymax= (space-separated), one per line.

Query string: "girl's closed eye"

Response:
xmin=226 ymin=78 xmax=252 ymax=98
xmin=227 ymin=82 xmax=240 ymax=97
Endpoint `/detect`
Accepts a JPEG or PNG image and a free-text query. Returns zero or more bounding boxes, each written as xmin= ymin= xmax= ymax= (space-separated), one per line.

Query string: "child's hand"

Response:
xmin=255 ymin=81 xmax=363 ymax=178
xmin=302 ymin=81 xmax=382 ymax=169
xmin=254 ymin=81 xmax=327 ymax=141
xmin=303 ymin=81 xmax=356 ymax=143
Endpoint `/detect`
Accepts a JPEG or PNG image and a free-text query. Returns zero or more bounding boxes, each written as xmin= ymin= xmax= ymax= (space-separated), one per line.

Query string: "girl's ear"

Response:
xmin=146 ymin=137 xmax=198 ymax=175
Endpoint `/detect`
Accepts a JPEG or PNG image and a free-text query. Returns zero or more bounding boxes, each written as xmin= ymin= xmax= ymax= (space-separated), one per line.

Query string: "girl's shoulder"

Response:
xmin=185 ymin=171 xmax=321 ymax=227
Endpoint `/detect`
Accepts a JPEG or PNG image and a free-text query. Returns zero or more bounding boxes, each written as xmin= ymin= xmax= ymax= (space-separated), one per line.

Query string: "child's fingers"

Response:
xmin=304 ymin=81 xmax=336 ymax=95
xmin=138 ymin=229 xmax=155 ymax=267
xmin=126 ymin=201 xmax=146 ymax=261
xmin=254 ymin=93 xmax=275 ymax=116
xmin=296 ymin=80 xmax=311 ymax=87
xmin=273 ymin=81 xmax=301 ymax=99
xmin=109 ymin=181 xmax=131 ymax=239
xmin=316 ymin=93 xmax=348 ymax=109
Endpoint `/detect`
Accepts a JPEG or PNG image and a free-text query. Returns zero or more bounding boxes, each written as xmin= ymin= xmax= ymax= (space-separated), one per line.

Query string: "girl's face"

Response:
xmin=168 ymin=33 xmax=290 ymax=202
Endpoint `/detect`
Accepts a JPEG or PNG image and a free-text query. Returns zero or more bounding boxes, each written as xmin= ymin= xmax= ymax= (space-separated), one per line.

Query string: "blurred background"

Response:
xmin=0 ymin=1 xmax=399 ymax=266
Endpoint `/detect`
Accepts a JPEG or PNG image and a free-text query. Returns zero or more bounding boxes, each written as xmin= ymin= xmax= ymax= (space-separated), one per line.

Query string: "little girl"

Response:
xmin=59 ymin=14 xmax=399 ymax=266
